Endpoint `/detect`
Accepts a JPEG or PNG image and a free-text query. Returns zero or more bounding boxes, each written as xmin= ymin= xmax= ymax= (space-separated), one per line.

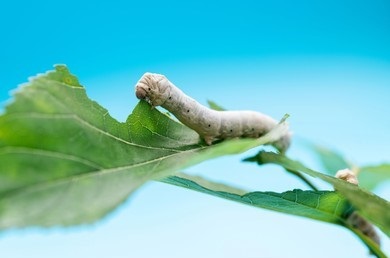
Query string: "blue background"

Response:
xmin=0 ymin=0 xmax=389 ymax=257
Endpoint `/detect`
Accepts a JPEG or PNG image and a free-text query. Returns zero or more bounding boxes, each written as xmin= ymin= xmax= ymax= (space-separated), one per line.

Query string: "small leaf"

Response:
xmin=207 ymin=100 xmax=226 ymax=111
xmin=305 ymin=143 xmax=390 ymax=190
xmin=307 ymin=144 xmax=352 ymax=174
xmin=0 ymin=66 xmax=287 ymax=229
xmin=359 ymin=164 xmax=390 ymax=190
xmin=246 ymin=151 xmax=390 ymax=237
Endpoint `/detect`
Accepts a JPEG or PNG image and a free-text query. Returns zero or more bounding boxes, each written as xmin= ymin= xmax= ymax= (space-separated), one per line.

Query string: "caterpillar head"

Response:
xmin=135 ymin=72 xmax=170 ymax=107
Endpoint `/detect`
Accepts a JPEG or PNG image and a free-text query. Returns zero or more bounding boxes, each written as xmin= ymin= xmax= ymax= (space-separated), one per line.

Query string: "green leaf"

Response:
xmin=161 ymin=174 xmax=387 ymax=257
xmin=0 ymin=65 xmax=288 ymax=229
xmin=207 ymin=100 xmax=226 ymax=111
xmin=306 ymin=143 xmax=390 ymax=190
xmin=307 ymin=144 xmax=352 ymax=174
xmin=245 ymin=151 xmax=390 ymax=237
xmin=162 ymin=174 xmax=351 ymax=224
xmin=358 ymin=164 xmax=390 ymax=190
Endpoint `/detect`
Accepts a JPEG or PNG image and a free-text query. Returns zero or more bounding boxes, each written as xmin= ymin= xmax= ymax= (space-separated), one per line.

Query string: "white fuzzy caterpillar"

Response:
xmin=135 ymin=73 xmax=291 ymax=152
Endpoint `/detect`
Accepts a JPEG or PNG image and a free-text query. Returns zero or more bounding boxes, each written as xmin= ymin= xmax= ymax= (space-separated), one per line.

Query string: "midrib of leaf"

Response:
xmin=0 ymin=146 xmax=104 ymax=170
xmin=0 ymin=143 xmax=204 ymax=198
xmin=3 ymin=102 xmax=189 ymax=153
xmin=162 ymin=174 xmax=349 ymax=223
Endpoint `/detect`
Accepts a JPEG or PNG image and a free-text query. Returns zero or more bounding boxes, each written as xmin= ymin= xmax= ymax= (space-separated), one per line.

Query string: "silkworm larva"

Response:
xmin=135 ymin=72 xmax=291 ymax=152
xmin=335 ymin=169 xmax=381 ymax=246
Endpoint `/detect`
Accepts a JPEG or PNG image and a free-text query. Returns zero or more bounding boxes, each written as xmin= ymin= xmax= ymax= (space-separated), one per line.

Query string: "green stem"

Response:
xmin=344 ymin=224 xmax=386 ymax=258
xmin=285 ymin=169 xmax=319 ymax=191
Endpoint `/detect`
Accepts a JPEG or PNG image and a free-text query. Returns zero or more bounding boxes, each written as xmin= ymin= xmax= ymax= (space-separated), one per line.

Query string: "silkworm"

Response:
xmin=135 ymin=72 xmax=291 ymax=152
xmin=335 ymin=169 xmax=381 ymax=246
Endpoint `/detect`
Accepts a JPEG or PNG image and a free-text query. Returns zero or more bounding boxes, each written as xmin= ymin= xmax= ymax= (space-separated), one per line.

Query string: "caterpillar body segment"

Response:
xmin=135 ymin=72 xmax=291 ymax=152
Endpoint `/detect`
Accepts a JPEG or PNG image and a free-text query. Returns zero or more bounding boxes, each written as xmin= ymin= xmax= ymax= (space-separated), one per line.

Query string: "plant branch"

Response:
xmin=285 ymin=169 xmax=319 ymax=191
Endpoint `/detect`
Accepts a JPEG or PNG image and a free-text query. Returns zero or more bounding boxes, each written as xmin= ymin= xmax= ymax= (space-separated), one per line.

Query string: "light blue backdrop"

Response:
xmin=1 ymin=1 xmax=389 ymax=257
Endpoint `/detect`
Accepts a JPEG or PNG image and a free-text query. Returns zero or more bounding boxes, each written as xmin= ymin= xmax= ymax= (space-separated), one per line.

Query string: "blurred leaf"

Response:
xmin=308 ymin=144 xmax=352 ymax=174
xmin=306 ymin=143 xmax=390 ymax=190
xmin=161 ymin=174 xmax=385 ymax=257
xmin=0 ymin=65 xmax=288 ymax=229
xmin=245 ymin=151 xmax=390 ymax=237
xmin=359 ymin=164 xmax=390 ymax=190
xmin=207 ymin=100 xmax=226 ymax=111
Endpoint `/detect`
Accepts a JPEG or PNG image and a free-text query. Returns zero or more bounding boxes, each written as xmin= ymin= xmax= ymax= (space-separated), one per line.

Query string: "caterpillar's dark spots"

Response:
xmin=135 ymin=73 xmax=290 ymax=153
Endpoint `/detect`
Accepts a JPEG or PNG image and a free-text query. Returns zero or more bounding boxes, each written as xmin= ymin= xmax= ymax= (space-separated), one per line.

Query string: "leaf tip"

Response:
xmin=31 ymin=64 xmax=84 ymax=88
xmin=279 ymin=113 xmax=290 ymax=124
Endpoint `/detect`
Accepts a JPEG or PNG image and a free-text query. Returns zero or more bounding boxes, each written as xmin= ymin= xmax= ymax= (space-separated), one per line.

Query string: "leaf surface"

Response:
xmin=308 ymin=144 xmax=352 ymax=174
xmin=0 ymin=66 xmax=287 ymax=228
xmin=358 ymin=164 xmax=390 ymax=190
xmin=245 ymin=151 xmax=390 ymax=237
xmin=161 ymin=173 xmax=386 ymax=257
xmin=162 ymin=174 xmax=351 ymax=224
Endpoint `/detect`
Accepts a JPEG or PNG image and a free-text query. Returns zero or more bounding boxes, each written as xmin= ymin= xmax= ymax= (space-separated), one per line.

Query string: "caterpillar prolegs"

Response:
xmin=135 ymin=73 xmax=291 ymax=152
